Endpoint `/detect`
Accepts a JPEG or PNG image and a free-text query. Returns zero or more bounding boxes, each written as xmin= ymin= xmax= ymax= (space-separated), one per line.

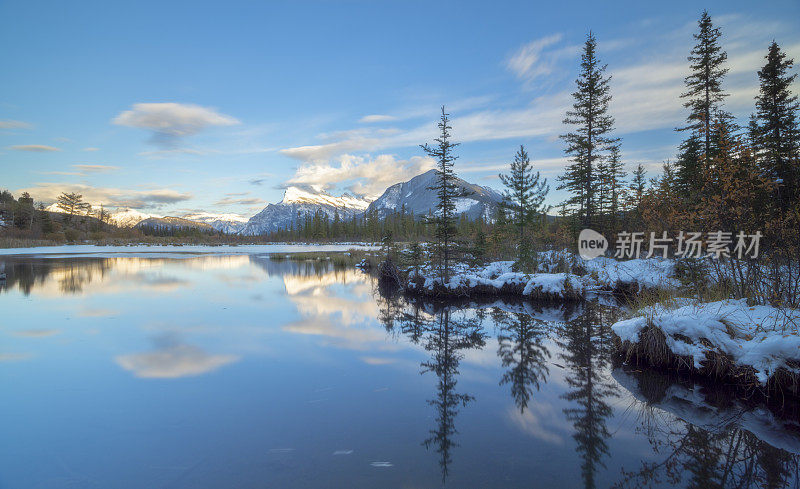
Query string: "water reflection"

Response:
xmin=115 ymin=333 xmax=240 ymax=378
xmin=1 ymin=254 xmax=799 ymax=488
xmin=556 ymin=302 xmax=621 ymax=489
xmin=494 ymin=308 xmax=551 ymax=413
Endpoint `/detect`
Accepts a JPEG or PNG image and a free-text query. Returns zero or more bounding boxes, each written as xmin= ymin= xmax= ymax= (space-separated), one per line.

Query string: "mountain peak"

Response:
xmin=280 ymin=186 xmax=370 ymax=210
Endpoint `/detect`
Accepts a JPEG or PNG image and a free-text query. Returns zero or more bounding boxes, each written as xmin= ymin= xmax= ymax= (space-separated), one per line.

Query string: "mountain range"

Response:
xmin=45 ymin=170 xmax=504 ymax=235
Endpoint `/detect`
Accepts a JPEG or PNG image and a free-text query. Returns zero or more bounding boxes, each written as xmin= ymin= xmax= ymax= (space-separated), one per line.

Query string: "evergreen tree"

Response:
xmin=421 ymin=106 xmax=461 ymax=282
xmin=499 ymin=145 xmax=550 ymax=271
xmin=677 ymin=10 xmax=729 ymax=192
xmin=752 ymin=41 xmax=800 ymax=207
xmin=559 ymin=32 xmax=617 ymax=228
xmin=628 ymin=164 xmax=647 ymax=227
xmin=599 ymin=144 xmax=626 ymax=235
xmin=56 ymin=192 xmax=91 ymax=219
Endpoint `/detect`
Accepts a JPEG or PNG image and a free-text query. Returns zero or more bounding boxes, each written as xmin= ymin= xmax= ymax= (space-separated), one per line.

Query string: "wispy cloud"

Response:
xmin=17 ymin=182 xmax=193 ymax=209
xmin=113 ymin=102 xmax=240 ymax=149
xmin=214 ymin=197 xmax=265 ymax=206
xmin=9 ymin=144 xmax=61 ymax=152
xmin=359 ymin=114 xmax=396 ymax=123
xmin=506 ymin=33 xmax=566 ymax=80
xmin=82 ymin=147 xmax=100 ymax=152
xmin=73 ymin=164 xmax=120 ymax=173
xmin=0 ymin=120 xmax=32 ymax=130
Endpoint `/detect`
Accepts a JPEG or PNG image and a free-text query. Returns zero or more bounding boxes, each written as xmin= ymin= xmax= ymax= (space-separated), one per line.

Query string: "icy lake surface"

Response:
xmin=1 ymin=249 xmax=798 ymax=488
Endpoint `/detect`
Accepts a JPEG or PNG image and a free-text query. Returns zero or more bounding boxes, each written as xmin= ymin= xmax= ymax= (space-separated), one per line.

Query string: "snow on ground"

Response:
xmin=406 ymin=250 xmax=682 ymax=298
xmin=613 ymin=299 xmax=800 ymax=383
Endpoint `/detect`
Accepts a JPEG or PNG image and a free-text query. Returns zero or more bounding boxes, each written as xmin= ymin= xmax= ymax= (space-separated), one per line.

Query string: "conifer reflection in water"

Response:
xmin=376 ymin=294 xmax=486 ymax=482
xmin=613 ymin=367 xmax=800 ymax=489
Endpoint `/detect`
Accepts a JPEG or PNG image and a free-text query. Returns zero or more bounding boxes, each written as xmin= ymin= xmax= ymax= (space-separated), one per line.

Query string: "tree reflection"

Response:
xmin=613 ymin=368 xmax=800 ymax=489
xmin=0 ymin=257 xmax=112 ymax=295
xmin=493 ymin=308 xmax=551 ymax=413
xmin=556 ymin=302 xmax=619 ymax=489
xmin=376 ymin=296 xmax=487 ymax=483
xmin=421 ymin=307 xmax=486 ymax=482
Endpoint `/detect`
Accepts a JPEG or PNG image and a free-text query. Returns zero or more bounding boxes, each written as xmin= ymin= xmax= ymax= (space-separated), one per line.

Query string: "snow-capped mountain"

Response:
xmin=366 ymin=169 xmax=503 ymax=220
xmin=181 ymin=212 xmax=248 ymax=234
xmin=44 ymin=203 xmax=160 ymax=227
xmin=239 ymin=186 xmax=370 ymax=236
xmin=111 ymin=208 xmax=162 ymax=227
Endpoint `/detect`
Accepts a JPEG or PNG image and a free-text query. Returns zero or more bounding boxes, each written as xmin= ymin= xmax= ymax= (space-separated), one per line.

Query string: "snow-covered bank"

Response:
xmin=613 ymin=299 xmax=800 ymax=388
xmin=403 ymin=251 xmax=680 ymax=300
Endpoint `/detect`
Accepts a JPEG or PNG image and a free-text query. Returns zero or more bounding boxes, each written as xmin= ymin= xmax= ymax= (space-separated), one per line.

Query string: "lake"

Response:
xmin=1 ymin=248 xmax=798 ymax=488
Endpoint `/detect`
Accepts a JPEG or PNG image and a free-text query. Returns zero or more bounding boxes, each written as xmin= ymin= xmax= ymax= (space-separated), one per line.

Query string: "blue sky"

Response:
xmin=1 ymin=0 xmax=798 ymax=219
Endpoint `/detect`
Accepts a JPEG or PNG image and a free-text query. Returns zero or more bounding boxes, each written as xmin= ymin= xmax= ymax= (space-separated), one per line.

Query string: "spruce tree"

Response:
xmin=559 ymin=32 xmax=617 ymax=228
xmin=499 ymin=145 xmax=549 ymax=271
xmin=421 ymin=106 xmax=461 ymax=282
xmin=752 ymin=41 xmax=800 ymax=207
xmin=604 ymin=144 xmax=626 ymax=235
xmin=677 ymin=10 xmax=729 ymax=191
xmin=629 ymin=164 xmax=647 ymax=224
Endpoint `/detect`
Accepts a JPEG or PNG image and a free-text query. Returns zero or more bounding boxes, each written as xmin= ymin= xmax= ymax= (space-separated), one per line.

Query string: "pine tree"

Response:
xmin=499 ymin=145 xmax=550 ymax=271
xmin=421 ymin=106 xmax=461 ymax=282
xmin=56 ymin=192 xmax=91 ymax=219
xmin=558 ymin=32 xmax=617 ymax=228
xmin=678 ymin=10 xmax=729 ymax=182
xmin=603 ymin=144 xmax=626 ymax=235
xmin=752 ymin=41 xmax=800 ymax=207
xmin=629 ymin=164 xmax=647 ymax=226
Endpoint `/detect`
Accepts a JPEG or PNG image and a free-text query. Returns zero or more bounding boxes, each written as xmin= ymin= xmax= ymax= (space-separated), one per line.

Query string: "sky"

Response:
xmin=1 ymin=0 xmax=799 ymax=220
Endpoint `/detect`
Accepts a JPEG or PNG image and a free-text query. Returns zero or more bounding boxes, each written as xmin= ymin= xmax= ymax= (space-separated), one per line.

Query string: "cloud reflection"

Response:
xmin=116 ymin=334 xmax=239 ymax=378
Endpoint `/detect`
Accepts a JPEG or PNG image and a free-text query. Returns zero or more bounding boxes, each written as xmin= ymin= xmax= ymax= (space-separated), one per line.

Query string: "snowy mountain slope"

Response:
xmin=181 ymin=212 xmax=248 ymax=234
xmin=365 ymin=169 xmax=503 ymax=220
xmin=111 ymin=208 xmax=162 ymax=227
xmin=134 ymin=216 xmax=215 ymax=232
xmin=239 ymin=186 xmax=370 ymax=236
xmin=44 ymin=203 xmax=160 ymax=227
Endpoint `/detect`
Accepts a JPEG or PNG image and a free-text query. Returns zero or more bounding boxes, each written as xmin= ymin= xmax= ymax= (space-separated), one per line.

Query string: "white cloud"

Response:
xmin=9 ymin=144 xmax=61 ymax=152
xmin=286 ymin=154 xmax=435 ymax=199
xmin=17 ymin=182 xmax=193 ymax=209
xmin=113 ymin=102 xmax=240 ymax=147
xmin=360 ymin=114 xmax=396 ymax=123
xmin=82 ymin=147 xmax=100 ymax=152
xmin=506 ymin=33 xmax=565 ymax=80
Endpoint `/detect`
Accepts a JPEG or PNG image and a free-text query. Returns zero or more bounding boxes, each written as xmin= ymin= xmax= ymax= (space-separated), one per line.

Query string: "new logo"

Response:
xmin=578 ymin=229 xmax=607 ymax=260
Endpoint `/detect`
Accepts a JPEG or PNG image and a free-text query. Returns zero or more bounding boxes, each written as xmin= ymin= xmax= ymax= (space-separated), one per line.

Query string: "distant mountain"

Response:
xmin=44 ymin=204 xmax=160 ymax=227
xmin=239 ymin=186 xmax=370 ymax=236
xmin=181 ymin=212 xmax=248 ymax=234
xmin=134 ymin=216 xmax=215 ymax=232
xmin=111 ymin=208 xmax=162 ymax=227
xmin=366 ymin=169 xmax=503 ymax=220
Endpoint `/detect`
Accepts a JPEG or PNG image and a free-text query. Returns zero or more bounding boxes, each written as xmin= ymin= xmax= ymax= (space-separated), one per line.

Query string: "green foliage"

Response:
xmin=558 ymin=32 xmax=618 ymax=229
xmin=421 ymin=106 xmax=463 ymax=281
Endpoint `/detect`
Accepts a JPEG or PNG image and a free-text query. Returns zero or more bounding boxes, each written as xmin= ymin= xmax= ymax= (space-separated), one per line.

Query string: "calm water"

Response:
xmin=1 ymin=250 xmax=799 ymax=489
